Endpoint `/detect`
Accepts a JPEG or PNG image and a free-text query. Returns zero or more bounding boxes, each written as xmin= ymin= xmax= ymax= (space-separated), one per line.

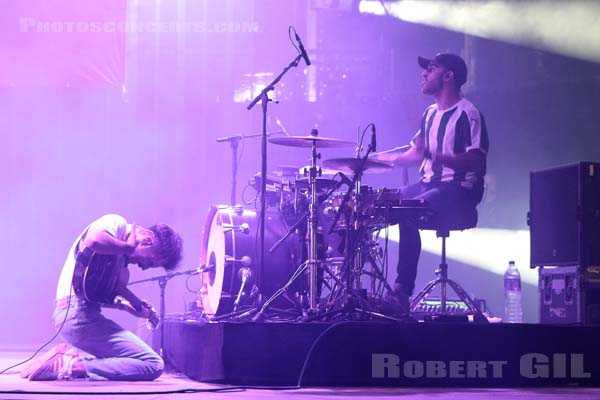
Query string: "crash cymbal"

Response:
xmin=322 ymin=157 xmax=393 ymax=174
xmin=269 ymin=135 xmax=355 ymax=148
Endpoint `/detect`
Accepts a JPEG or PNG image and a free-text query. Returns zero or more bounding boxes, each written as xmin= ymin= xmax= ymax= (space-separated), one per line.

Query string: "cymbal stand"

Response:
xmin=316 ymin=152 xmax=375 ymax=319
xmin=306 ymin=130 xmax=321 ymax=311
xmin=250 ymin=171 xmax=349 ymax=321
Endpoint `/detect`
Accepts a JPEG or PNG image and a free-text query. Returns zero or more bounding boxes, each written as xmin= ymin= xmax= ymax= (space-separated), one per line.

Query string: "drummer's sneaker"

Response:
xmin=384 ymin=283 xmax=411 ymax=316
xmin=20 ymin=343 xmax=71 ymax=379
xmin=28 ymin=346 xmax=81 ymax=381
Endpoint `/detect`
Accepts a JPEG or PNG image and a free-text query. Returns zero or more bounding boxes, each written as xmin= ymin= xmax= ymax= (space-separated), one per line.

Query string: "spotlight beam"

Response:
xmin=383 ymin=227 xmax=538 ymax=285
xmin=360 ymin=0 xmax=600 ymax=64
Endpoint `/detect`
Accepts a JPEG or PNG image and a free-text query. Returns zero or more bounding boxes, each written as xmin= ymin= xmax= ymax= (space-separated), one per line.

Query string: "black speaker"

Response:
xmin=530 ymin=162 xmax=600 ymax=267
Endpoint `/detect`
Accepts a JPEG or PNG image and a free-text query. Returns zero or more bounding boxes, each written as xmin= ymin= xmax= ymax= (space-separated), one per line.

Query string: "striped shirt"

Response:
xmin=411 ymin=97 xmax=489 ymax=189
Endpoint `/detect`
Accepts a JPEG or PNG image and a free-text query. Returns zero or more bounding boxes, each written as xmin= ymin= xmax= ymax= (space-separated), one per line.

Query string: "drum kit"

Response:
xmin=197 ymin=129 xmax=431 ymax=322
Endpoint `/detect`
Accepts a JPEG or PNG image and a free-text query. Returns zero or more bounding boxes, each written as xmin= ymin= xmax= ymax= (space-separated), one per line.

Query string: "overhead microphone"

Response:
xmin=294 ymin=32 xmax=311 ymax=66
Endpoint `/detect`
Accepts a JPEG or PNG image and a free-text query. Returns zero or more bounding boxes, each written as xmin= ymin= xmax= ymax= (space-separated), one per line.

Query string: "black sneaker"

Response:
xmin=382 ymin=283 xmax=410 ymax=317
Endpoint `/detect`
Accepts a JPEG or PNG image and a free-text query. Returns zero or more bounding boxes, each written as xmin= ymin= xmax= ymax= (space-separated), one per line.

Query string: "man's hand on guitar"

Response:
xmin=114 ymin=298 xmax=159 ymax=328
xmin=140 ymin=300 xmax=160 ymax=329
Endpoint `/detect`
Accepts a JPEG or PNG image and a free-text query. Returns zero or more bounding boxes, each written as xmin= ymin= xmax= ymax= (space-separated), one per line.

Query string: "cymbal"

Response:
xmin=322 ymin=157 xmax=393 ymax=174
xmin=269 ymin=135 xmax=355 ymax=148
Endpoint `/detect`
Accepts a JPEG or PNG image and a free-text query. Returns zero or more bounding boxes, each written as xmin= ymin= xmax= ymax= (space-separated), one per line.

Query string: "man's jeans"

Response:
xmin=53 ymin=296 xmax=163 ymax=381
xmin=396 ymin=181 xmax=483 ymax=295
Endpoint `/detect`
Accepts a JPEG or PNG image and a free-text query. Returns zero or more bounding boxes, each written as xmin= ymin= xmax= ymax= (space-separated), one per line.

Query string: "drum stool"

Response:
xmin=409 ymin=207 xmax=488 ymax=322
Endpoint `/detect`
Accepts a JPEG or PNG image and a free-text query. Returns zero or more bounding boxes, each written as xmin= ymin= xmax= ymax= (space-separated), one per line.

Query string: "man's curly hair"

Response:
xmin=149 ymin=224 xmax=183 ymax=271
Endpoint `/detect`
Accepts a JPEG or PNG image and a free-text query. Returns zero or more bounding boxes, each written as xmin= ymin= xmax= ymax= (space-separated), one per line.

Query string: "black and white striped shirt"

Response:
xmin=411 ymin=97 xmax=489 ymax=190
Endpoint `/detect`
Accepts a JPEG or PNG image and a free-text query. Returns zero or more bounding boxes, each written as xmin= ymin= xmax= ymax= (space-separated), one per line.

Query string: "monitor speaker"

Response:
xmin=529 ymin=162 xmax=600 ymax=267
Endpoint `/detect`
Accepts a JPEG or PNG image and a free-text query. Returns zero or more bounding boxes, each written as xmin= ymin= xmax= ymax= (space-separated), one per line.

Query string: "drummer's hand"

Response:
xmin=370 ymin=151 xmax=397 ymax=164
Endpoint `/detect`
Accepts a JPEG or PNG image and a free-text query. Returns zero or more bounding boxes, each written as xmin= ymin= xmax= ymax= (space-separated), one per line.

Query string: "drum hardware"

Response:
xmin=222 ymin=223 xmax=251 ymax=234
xmin=224 ymin=255 xmax=252 ymax=267
xmin=248 ymin=173 xmax=292 ymax=209
xmin=300 ymin=127 xmax=375 ymax=318
xmin=270 ymin=172 xmax=350 ymax=255
xmin=268 ymin=212 xmax=308 ymax=254
xmin=233 ymin=267 xmax=254 ymax=312
xmin=302 ymin=124 xmax=411 ymax=321
xmin=205 ymin=124 xmax=432 ymax=322
xmin=248 ymin=130 xmax=354 ymax=319
xmin=273 ymin=165 xmax=300 ymax=178
xmin=216 ymin=131 xmax=285 ymax=205
xmin=199 ymin=206 xmax=299 ymax=317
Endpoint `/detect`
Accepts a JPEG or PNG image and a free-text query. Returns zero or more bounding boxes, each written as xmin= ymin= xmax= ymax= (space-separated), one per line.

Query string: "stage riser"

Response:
xmin=162 ymin=320 xmax=600 ymax=387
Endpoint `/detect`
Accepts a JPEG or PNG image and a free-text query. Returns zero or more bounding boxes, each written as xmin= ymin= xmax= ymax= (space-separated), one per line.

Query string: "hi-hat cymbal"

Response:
xmin=269 ymin=135 xmax=355 ymax=148
xmin=322 ymin=157 xmax=393 ymax=174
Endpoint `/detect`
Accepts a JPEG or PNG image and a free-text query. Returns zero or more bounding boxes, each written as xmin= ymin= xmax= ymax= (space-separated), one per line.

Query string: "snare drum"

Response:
xmin=199 ymin=205 xmax=299 ymax=316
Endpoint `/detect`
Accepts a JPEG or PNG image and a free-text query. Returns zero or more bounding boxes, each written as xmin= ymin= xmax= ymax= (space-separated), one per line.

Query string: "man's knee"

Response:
xmin=146 ymin=356 xmax=164 ymax=380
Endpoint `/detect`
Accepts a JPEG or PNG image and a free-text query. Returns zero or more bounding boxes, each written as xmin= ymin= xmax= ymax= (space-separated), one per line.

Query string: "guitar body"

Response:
xmin=80 ymin=254 xmax=124 ymax=304
xmin=73 ymin=250 xmax=159 ymax=329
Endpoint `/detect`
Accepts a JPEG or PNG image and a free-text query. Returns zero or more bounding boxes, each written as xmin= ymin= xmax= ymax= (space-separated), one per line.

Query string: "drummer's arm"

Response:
xmin=371 ymin=139 xmax=425 ymax=167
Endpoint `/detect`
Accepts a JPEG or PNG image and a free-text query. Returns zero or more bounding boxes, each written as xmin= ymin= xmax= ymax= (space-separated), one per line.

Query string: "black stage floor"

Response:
xmin=162 ymin=319 xmax=600 ymax=388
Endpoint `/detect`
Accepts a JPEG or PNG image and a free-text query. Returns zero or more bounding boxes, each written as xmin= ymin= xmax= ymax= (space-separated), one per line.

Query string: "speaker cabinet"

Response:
xmin=530 ymin=162 xmax=600 ymax=267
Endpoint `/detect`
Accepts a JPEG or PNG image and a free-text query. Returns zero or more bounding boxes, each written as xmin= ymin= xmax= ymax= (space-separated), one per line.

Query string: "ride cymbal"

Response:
xmin=322 ymin=157 xmax=393 ymax=174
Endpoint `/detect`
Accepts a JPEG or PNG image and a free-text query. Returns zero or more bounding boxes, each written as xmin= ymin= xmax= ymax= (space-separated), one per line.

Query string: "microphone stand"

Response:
xmin=246 ymin=53 xmax=303 ymax=307
xmin=216 ymin=131 xmax=284 ymax=205
xmin=129 ymin=268 xmax=201 ymax=363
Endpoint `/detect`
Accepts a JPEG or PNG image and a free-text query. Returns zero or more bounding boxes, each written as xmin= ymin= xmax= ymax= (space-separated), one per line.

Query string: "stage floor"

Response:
xmin=1 ymin=350 xmax=600 ymax=400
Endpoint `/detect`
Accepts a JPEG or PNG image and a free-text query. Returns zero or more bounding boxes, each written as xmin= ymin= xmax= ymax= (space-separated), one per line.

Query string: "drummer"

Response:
xmin=371 ymin=53 xmax=489 ymax=314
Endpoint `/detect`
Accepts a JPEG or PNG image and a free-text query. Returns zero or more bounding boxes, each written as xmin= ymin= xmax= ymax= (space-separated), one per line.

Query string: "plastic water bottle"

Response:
xmin=504 ymin=260 xmax=523 ymax=323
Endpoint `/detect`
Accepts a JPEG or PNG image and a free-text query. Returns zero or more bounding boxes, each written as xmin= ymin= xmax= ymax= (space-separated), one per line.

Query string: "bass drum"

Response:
xmin=199 ymin=205 xmax=299 ymax=316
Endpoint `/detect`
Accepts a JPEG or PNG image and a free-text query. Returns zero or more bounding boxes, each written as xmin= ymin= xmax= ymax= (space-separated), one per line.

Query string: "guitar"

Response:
xmin=72 ymin=251 xmax=159 ymax=329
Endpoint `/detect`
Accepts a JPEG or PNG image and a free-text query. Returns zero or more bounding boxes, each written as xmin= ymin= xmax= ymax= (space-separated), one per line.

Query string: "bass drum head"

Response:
xmin=199 ymin=205 xmax=227 ymax=316
xmin=199 ymin=205 xmax=299 ymax=317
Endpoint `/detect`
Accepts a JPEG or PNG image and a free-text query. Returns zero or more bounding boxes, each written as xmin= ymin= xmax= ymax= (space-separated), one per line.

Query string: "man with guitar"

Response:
xmin=23 ymin=214 xmax=183 ymax=381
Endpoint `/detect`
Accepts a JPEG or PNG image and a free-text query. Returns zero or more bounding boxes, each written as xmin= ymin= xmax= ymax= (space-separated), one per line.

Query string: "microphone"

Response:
xmin=337 ymin=172 xmax=352 ymax=188
xmin=369 ymin=125 xmax=376 ymax=153
xmin=294 ymin=32 xmax=311 ymax=66
xmin=234 ymin=267 xmax=254 ymax=310
xmin=197 ymin=264 xmax=215 ymax=273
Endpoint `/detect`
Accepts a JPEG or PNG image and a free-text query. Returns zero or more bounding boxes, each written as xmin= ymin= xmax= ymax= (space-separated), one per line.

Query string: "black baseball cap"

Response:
xmin=417 ymin=53 xmax=468 ymax=87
